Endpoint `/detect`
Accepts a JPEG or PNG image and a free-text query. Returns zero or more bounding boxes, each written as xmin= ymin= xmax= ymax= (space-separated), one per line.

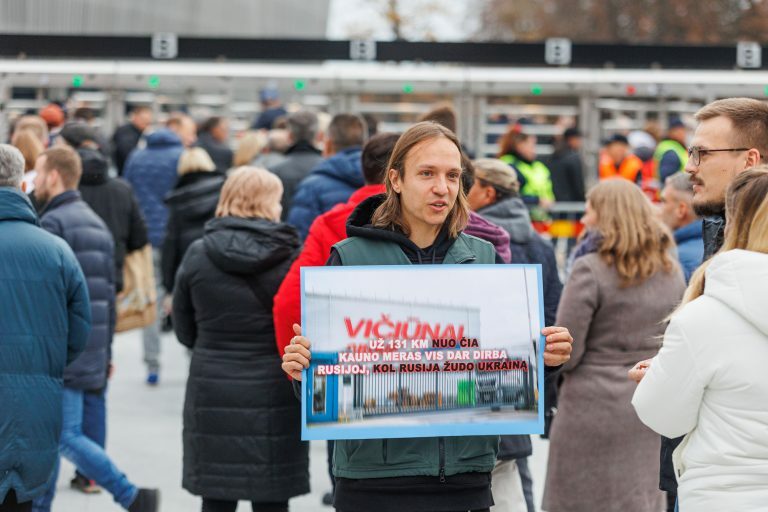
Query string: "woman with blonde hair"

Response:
xmin=633 ymin=168 xmax=768 ymax=511
xmin=11 ymin=129 xmax=45 ymax=193
xmin=232 ymin=130 xmax=267 ymax=167
xmin=161 ymin=147 xmax=225 ymax=293
xmin=542 ymin=178 xmax=685 ymax=512
xmin=172 ymin=166 xmax=307 ymax=512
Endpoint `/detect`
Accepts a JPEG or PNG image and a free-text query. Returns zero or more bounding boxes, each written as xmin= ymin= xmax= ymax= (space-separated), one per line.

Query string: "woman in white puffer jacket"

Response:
xmin=632 ymin=167 xmax=768 ymax=512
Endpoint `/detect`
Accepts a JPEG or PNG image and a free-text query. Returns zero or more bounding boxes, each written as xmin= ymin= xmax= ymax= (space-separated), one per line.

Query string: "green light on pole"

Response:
xmin=402 ymin=83 xmax=414 ymax=94
xmin=72 ymin=75 xmax=84 ymax=88
xmin=531 ymin=85 xmax=543 ymax=96
xmin=763 ymin=85 xmax=768 ymax=96
xmin=294 ymin=80 xmax=306 ymax=91
xmin=148 ymin=76 xmax=161 ymax=89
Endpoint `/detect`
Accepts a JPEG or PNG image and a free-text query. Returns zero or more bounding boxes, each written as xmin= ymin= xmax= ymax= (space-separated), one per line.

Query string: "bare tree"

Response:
xmin=476 ymin=0 xmax=768 ymax=44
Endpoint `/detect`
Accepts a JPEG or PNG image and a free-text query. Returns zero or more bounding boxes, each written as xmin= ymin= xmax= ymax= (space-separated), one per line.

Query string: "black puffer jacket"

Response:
xmin=40 ymin=190 xmax=115 ymax=391
xmin=161 ymin=171 xmax=225 ymax=292
xmin=78 ymin=147 xmax=147 ymax=293
xmin=172 ymin=216 xmax=308 ymax=501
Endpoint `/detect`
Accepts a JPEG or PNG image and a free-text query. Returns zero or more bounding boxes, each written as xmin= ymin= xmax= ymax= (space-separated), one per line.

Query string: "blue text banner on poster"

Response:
xmin=300 ymin=265 xmax=545 ymax=441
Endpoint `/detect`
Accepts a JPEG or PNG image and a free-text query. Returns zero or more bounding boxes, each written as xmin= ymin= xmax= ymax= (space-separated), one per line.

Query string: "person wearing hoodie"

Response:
xmin=272 ymin=131 xmax=510 ymax=507
xmin=59 ymin=123 xmax=149 ymax=293
xmin=59 ymin=123 xmax=148 ymax=494
xmin=172 ymin=167 xmax=308 ymax=512
xmin=32 ymin=146 xmax=159 ymax=512
xmin=632 ymin=168 xmax=768 ymax=512
xmin=282 ymin=122 xmax=574 ymax=512
xmin=123 ymin=114 xmax=197 ymax=385
xmin=466 ymin=158 xmax=563 ymax=512
xmin=161 ymin=148 xmax=225 ymax=294
xmin=287 ymin=113 xmax=368 ymax=238
xmin=0 ymin=144 xmax=90 ymax=512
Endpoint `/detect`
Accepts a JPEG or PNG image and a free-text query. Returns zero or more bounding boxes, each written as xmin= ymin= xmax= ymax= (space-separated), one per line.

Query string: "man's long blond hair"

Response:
xmin=587 ymin=178 xmax=677 ymax=287
xmin=371 ymin=121 xmax=469 ymax=238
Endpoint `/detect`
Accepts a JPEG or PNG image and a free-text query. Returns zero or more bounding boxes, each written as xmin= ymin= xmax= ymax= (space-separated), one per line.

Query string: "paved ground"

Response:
xmin=53 ymin=330 xmax=550 ymax=511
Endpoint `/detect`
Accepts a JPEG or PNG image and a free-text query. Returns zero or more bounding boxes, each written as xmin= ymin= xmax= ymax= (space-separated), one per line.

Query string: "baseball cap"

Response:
xmin=605 ymin=133 xmax=630 ymax=145
xmin=563 ymin=127 xmax=581 ymax=139
xmin=260 ymin=86 xmax=280 ymax=103
xmin=40 ymin=104 xmax=65 ymax=128
xmin=473 ymin=158 xmax=519 ymax=194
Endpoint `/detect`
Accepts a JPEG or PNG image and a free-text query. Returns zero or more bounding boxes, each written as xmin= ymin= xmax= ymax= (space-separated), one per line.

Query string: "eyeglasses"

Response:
xmin=687 ymin=146 xmax=750 ymax=166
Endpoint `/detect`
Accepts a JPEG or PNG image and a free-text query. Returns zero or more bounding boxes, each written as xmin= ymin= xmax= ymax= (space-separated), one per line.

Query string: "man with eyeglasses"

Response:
xmin=686 ymin=98 xmax=767 ymax=259
xmin=632 ymin=96 xmax=768 ymax=512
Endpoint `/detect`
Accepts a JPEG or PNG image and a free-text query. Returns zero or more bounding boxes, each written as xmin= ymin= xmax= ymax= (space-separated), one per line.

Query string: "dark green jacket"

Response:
xmin=330 ymin=231 xmax=499 ymax=479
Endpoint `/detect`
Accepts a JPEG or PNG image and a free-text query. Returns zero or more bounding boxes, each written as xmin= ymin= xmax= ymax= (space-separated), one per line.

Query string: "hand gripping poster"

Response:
xmin=300 ymin=265 xmax=544 ymax=440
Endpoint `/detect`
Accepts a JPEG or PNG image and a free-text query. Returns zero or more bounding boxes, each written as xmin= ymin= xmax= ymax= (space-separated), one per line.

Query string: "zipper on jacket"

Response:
xmin=438 ymin=437 xmax=446 ymax=483
xmin=382 ymin=439 xmax=388 ymax=463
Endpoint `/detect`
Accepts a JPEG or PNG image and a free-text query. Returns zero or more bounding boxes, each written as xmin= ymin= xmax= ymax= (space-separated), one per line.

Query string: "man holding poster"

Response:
xmin=282 ymin=122 xmax=573 ymax=512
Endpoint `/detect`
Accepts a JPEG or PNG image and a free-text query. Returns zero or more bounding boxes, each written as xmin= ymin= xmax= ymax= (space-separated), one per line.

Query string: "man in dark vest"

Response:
xmin=631 ymin=97 xmax=768 ymax=512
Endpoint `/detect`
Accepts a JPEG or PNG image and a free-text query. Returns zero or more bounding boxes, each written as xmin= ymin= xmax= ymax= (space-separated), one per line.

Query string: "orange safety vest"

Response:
xmin=599 ymin=152 xmax=643 ymax=183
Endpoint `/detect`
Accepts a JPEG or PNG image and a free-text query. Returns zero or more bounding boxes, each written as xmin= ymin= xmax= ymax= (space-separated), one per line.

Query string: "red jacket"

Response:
xmin=273 ymin=184 xmax=385 ymax=357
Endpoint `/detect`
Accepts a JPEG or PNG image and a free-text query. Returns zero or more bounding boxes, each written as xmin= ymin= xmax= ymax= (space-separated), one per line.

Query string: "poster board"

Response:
xmin=300 ymin=265 xmax=545 ymax=440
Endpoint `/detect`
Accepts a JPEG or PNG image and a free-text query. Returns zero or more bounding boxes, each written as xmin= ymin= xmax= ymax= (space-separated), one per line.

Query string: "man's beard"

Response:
xmin=33 ymin=188 xmax=49 ymax=206
xmin=693 ymin=199 xmax=725 ymax=217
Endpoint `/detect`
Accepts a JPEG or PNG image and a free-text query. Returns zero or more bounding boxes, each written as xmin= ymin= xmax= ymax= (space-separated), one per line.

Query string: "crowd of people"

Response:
xmin=0 ymin=91 xmax=766 ymax=512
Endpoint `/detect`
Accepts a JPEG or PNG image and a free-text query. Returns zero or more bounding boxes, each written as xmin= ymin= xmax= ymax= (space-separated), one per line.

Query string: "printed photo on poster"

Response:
xmin=300 ymin=265 xmax=545 ymax=440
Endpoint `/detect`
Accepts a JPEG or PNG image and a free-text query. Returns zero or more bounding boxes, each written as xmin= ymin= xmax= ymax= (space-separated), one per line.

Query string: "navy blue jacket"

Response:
xmin=0 ymin=188 xmax=90 ymax=503
xmin=124 ymin=129 xmax=184 ymax=248
xmin=40 ymin=190 xmax=115 ymax=391
xmin=286 ymin=147 xmax=363 ymax=239
xmin=674 ymin=220 xmax=704 ymax=283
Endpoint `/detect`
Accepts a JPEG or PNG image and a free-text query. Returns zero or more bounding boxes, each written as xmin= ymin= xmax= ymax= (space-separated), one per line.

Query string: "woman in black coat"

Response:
xmin=172 ymin=166 xmax=308 ymax=512
xmin=161 ymin=147 xmax=225 ymax=293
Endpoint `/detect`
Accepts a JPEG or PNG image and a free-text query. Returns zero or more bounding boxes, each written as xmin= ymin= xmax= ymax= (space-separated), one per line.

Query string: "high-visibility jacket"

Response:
xmin=599 ymin=153 xmax=643 ymax=184
xmin=653 ymin=139 xmax=688 ymax=178
xmin=499 ymin=154 xmax=555 ymax=202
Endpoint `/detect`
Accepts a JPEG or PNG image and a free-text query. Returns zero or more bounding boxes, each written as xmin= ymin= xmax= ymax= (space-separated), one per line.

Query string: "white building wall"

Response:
xmin=0 ymin=0 xmax=330 ymax=38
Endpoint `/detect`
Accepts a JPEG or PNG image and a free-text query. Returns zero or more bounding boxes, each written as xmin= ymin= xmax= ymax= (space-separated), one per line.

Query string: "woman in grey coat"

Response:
xmin=542 ymin=179 xmax=685 ymax=512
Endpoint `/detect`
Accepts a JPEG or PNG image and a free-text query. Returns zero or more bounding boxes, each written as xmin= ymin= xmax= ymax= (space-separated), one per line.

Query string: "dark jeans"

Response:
xmin=516 ymin=457 xmax=535 ymax=512
xmin=327 ymin=440 xmax=336 ymax=493
xmin=201 ymin=499 xmax=287 ymax=512
xmin=76 ymin=387 xmax=107 ymax=480
xmin=0 ymin=491 xmax=32 ymax=512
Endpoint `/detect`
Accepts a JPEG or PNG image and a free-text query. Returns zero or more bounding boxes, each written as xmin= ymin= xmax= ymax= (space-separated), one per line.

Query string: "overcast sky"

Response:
xmin=326 ymin=0 xmax=479 ymax=41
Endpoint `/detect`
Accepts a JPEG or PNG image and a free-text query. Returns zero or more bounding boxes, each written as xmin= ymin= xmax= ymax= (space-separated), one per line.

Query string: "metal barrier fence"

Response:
xmin=352 ymin=356 xmax=536 ymax=418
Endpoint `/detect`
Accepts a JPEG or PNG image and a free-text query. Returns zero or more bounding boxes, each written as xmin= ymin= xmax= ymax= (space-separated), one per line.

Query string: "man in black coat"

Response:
xmin=32 ymin=146 xmax=158 ymax=512
xmin=545 ymin=127 xmax=586 ymax=202
xmin=196 ymin=117 xmax=233 ymax=173
xmin=268 ymin=110 xmax=323 ymax=218
xmin=630 ymin=97 xmax=768 ymax=512
xmin=60 ymin=122 xmax=149 ymax=294
xmin=111 ymin=105 xmax=153 ymax=175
